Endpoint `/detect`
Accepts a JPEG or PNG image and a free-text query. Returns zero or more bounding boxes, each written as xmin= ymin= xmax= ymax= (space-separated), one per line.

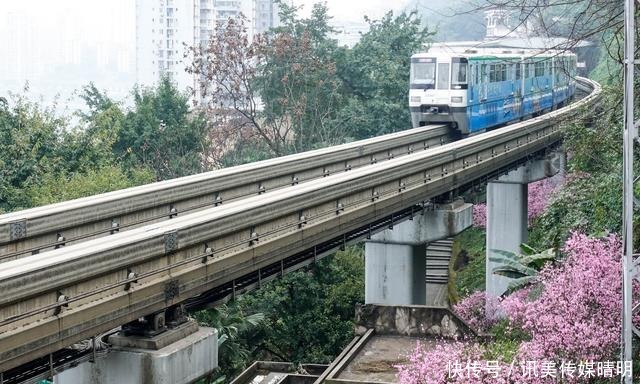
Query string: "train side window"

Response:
xmin=489 ymin=64 xmax=495 ymax=82
xmin=481 ymin=64 xmax=487 ymax=83
xmin=437 ymin=63 xmax=450 ymax=90
xmin=474 ymin=64 xmax=479 ymax=84
xmin=516 ymin=62 xmax=521 ymax=79
xmin=534 ymin=61 xmax=544 ymax=77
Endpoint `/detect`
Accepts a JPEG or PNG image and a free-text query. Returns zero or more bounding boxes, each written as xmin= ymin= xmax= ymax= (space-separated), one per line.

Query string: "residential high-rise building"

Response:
xmin=136 ymin=0 xmax=280 ymax=93
xmin=214 ymin=1 xmax=242 ymax=24
xmin=136 ymin=0 xmax=211 ymax=91
xmin=249 ymin=0 xmax=280 ymax=39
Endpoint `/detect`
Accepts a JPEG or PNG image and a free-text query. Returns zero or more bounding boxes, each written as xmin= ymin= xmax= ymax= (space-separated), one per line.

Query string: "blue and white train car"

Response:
xmin=409 ymin=44 xmax=577 ymax=134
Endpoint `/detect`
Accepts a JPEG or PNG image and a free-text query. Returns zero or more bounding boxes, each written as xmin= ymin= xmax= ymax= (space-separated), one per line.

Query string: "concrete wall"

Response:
xmin=354 ymin=304 xmax=477 ymax=339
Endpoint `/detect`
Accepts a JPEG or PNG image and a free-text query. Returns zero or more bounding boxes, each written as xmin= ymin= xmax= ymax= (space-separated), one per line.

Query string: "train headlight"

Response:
xmin=451 ymin=96 xmax=463 ymax=103
xmin=410 ymin=96 xmax=421 ymax=103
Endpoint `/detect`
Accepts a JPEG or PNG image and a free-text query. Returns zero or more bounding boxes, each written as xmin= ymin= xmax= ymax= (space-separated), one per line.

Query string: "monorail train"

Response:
xmin=409 ymin=44 xmax=577 ymax=134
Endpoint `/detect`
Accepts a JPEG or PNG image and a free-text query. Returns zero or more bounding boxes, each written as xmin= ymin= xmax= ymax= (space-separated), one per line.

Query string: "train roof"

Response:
xmin=412 ymin=42 xmax=575 ymax=60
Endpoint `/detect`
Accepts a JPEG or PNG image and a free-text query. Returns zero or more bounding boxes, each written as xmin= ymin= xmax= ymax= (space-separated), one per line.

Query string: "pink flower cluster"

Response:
xmin=472 ymin=204 xmax=486 ymax=228
xmin=453 ymin=291 xmax=500 ymax=334
xmin=396 ymin=342 xmax=519 ymax=384
xmin=508 ymin=232 xmax=622 ymax=363
xmin=396 ymin=342 xmax=487 ymax=384
xmin=398 ymin=232 xmax=631 ymax=384
xmin=472 ymin=175 xmax=563 ymax=228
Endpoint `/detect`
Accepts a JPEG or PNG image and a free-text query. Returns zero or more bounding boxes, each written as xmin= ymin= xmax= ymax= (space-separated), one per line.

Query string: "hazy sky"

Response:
xmin=2 ymin=0 xmax=135 ymax=46
xmin=0 ymin=0 xmax=409 ymax=108
xmin=1 ymin=0 xmax=407 ymax=44
xmin=292 ymin=0 xmax=409 ymax=23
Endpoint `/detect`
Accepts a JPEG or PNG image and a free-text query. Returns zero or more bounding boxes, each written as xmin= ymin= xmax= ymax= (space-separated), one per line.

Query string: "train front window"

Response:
xmin=411 ymin=58 xmax=436 ymax=88
xmin=437 ymin=63 xmax=450 ymax=90
xmin=451 ymin=58 xmax=468 ymax=89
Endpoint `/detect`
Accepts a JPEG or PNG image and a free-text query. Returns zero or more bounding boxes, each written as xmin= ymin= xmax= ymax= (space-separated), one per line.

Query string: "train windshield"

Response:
xmin=411 ymin=58 xmax=436 ymax=88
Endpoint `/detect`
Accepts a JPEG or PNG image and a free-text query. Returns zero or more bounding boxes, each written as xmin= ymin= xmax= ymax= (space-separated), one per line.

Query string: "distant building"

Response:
xmin=136 ymin=0 xmax=280 ymax=93
xmin=484 ymin=8 xmax=512 ymax=39
xmin=250 ymin=0 xmax=281 ymax=38
xmin=136 ymin=0 xmax=210 ymax=92
xmin=333 ymin=22 xmax=367 ymax=47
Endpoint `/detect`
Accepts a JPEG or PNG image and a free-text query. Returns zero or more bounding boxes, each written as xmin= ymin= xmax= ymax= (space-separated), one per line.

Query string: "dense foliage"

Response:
xmin=0 ymin=78 xmax=205 ymax=213
xmin=188 ymin=4 xmax=432 ymax=164
xmin=237 ymin=246 xmax=365 ymax=364
xmin=193 ymin=305 xmax=266 ymax=383
xmin=192 ymin=247 xmax=364 ymax=382
xmin=334 ymin=11 xmax=432 ymax=138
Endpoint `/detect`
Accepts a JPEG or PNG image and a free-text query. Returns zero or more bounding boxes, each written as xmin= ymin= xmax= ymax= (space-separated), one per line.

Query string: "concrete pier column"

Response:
xmin=365 ymin=240 xmax=427 ymax=305
xmin=485 ymin=153 xmax=564 ymax=297
xmin=365 ymin=200 xmax=472 ymax=307
xmin=485 ymin=182 xmax=528 ymax=297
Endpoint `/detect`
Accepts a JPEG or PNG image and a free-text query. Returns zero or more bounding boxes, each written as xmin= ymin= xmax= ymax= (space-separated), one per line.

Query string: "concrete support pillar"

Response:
xmin=365 ymin=200 xmax=472 ymax=306
xmin=55 ymin=322 xmax=217 ymax=384
xmin=485 ymin=182 xmax=528 ymax=297
xmin=365 ymin=241 xmax=427 ymax=305
xmin=485 ymin=153 xmax=564 ymax=297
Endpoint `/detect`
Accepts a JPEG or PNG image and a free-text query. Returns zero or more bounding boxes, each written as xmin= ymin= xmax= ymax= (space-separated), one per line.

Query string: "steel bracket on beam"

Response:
xmin=110 ymin=220 xmax=120 ymax=235
xmin=164 ymin=280 xmax=180 ymax=301
xmin=124 ymin=270 xmax=138 ymax=291
xmin=202 ymin=245 xmax=214 ymax=263
xmin=54 ymin=234 xmax=66 ymax=249
xmin=164 ymin=231 xmax=178 ymax=254
xmin=9 ymin=220 xmax=26 ymax=241
xmin=53 ymin=292 xmax=69 ymax=316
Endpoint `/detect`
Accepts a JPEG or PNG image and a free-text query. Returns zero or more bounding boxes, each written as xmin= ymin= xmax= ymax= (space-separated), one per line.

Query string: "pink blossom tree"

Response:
xmin=505 ymin=232 xmax=622 ymax=363
xmin=452 ymin=291 xmax=500 ymax=334
xmin=397 ymin=232 xmax=634 ymax=383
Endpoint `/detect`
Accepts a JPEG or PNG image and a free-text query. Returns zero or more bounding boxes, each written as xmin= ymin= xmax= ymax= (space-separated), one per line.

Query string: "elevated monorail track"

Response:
xmin=0 ymin=77 xmax=600 ymax=379
xmin=0 ymin=125 xmax=454 ymax=261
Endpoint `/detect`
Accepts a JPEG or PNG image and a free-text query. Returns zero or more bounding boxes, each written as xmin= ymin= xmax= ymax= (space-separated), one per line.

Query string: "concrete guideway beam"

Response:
xmin=365 ymin=200 xmax=472 ymax=306
xmin=0 ymin=125 xmax=453 ymax=260
xmin=485 ymin=151 xmax=565 ymax=298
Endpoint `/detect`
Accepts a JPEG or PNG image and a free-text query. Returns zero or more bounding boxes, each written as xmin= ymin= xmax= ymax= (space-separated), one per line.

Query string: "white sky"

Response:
xmin=0 ymin=0 xmax=409 ymax=106
xmin=291 ymin=0 xmax=409 ymax=24
xmin=1 ymin=0 xmax=407 ymax=39
xmin=2 ymin=0 xmax=135 ymax=45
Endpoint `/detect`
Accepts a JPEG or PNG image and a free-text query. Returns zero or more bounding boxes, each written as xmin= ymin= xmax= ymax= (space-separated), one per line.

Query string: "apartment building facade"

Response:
xmin=136 ymin=0 xmax=279 ymax=92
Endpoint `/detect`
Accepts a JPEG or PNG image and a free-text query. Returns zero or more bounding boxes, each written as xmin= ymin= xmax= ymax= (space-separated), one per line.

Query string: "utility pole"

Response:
xmin=622 ymin=0 xmax=637 ymax=382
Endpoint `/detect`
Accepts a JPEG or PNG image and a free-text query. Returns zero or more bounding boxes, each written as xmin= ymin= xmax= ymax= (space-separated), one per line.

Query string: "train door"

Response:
xmin=480 ymin=64 xmax=488 ymax=101
xmin=510 ymin=63 xmax=515 ymax=97
xmin=469 ymin=64 xmax=476 ymax=102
